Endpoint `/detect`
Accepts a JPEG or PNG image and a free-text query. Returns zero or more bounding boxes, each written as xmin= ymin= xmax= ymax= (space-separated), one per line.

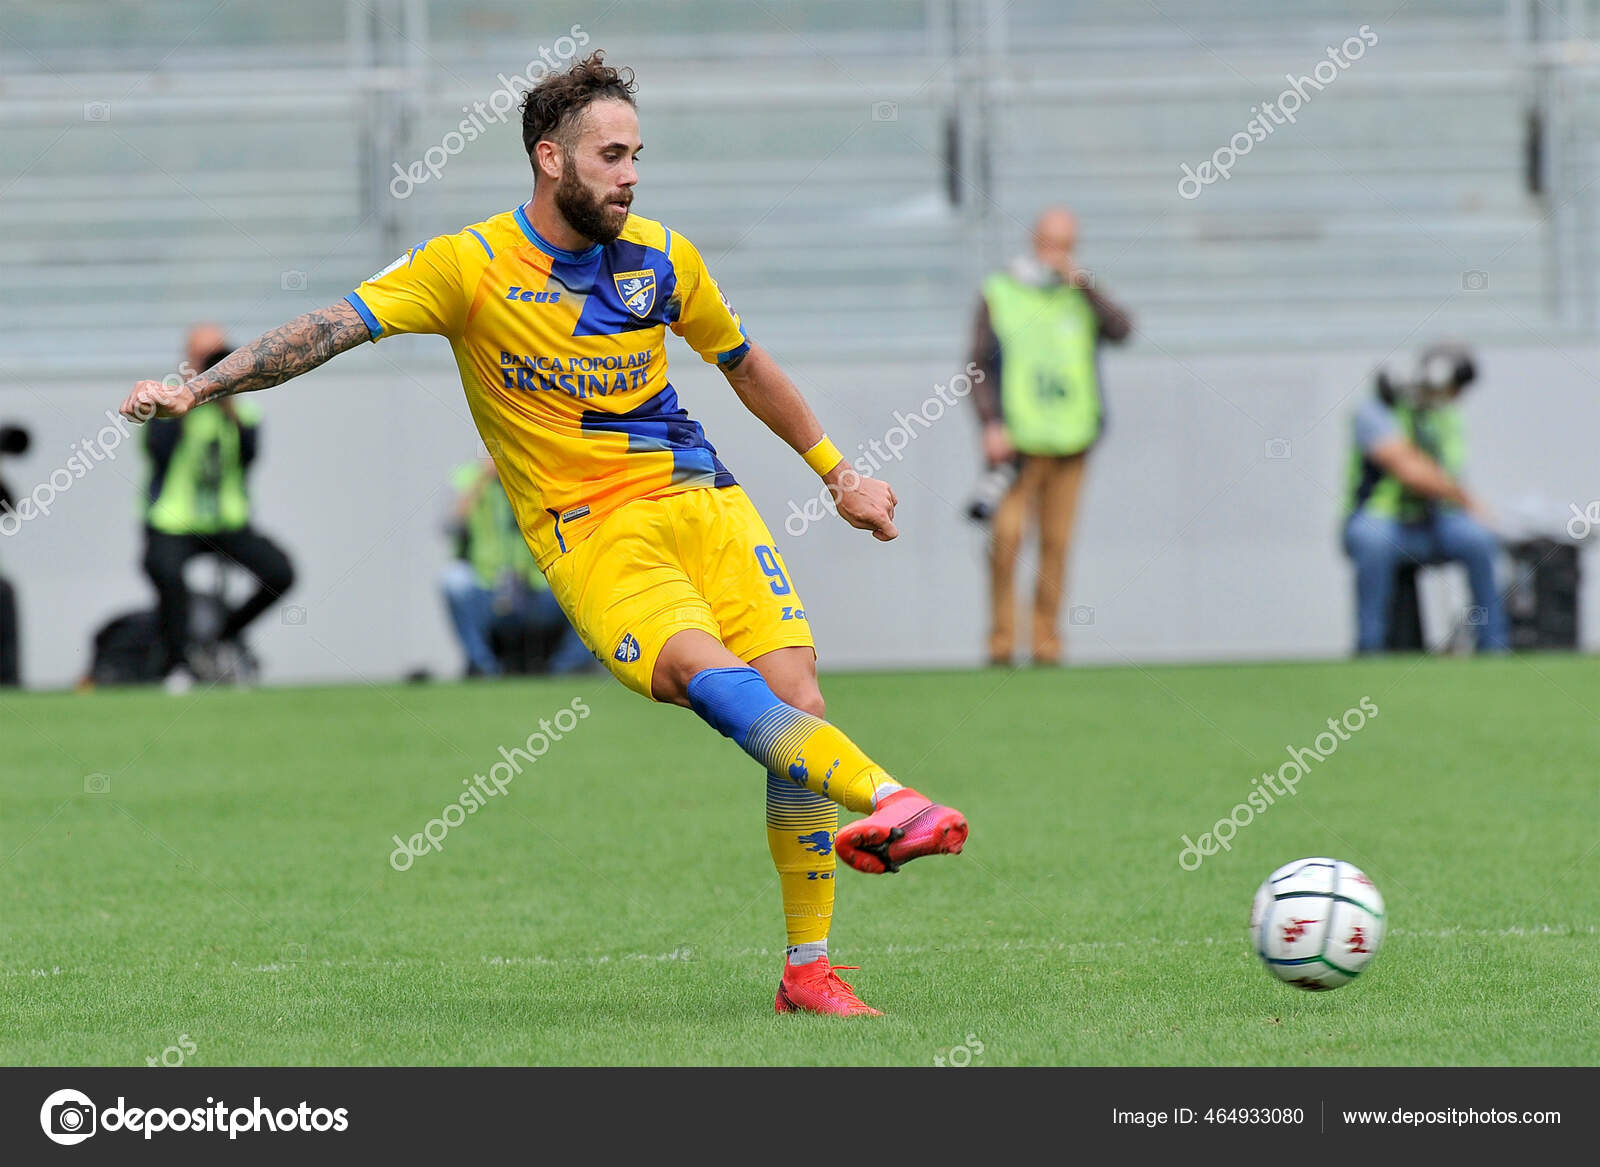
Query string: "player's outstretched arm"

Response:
xmin=119 ymin=300 xmax=371 ymax=422
xmin=721 ymin=343 xmax=898 ymax=541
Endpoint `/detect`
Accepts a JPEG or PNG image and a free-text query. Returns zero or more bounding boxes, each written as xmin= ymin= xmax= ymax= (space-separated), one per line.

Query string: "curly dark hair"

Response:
xmin=520 ymin=51 xmax=637 ymax=169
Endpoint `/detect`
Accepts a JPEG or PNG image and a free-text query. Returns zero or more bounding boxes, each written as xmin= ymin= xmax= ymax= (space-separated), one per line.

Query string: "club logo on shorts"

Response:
xmin=614 ymin=633 xmax=641 ymax=663
xmin=613 ymin=270 xmax=656 ymax=318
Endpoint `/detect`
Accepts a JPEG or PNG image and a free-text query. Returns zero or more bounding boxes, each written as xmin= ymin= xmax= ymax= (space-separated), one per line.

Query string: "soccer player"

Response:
xmin=119 ymin=52 xmax=968 ymax=1016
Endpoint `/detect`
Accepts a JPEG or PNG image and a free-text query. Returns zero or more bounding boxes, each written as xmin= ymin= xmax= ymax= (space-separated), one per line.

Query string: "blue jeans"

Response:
xmin=440 ymin=561 xmax=593 ymax=675
xmin=528 ymin=588 xmax=596 ymax=674
xmin=1342 ymin=509 xmax=1508 ymax=653
xmin=441 ymin=561 xmax=502 ymax=675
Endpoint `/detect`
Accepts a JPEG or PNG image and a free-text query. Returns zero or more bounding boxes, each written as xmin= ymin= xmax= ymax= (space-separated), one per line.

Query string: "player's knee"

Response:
xmin=781 ymin=685 xmax=825 ymax=720
xmin=652 ymin=655 xmax=699 ymax=707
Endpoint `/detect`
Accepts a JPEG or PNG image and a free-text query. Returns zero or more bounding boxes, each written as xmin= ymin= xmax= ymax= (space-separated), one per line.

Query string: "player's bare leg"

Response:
xmin=649 ymin=627 xmax=747 ymax=705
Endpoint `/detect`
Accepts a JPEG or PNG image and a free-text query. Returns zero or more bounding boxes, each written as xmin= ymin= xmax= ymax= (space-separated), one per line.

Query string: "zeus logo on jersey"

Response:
xmin=613 ymin=270 xmax=656 ymax=317
xmin=504 ymin=286 xmax=561 ymax=304
xmin=614 ymin=633 xmax=641 ymax=663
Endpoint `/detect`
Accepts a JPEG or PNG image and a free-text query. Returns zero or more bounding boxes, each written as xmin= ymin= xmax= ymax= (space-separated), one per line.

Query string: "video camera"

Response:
xmin=1376 ymin=341 xmax=1477 ymax=409
xmin=967 ymin=458 xmax=1020 ymax=523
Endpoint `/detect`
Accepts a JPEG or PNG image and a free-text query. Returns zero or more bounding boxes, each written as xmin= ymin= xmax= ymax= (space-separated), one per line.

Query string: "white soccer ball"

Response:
xmin=1249 ymin=857 xmax=1385 ymax=991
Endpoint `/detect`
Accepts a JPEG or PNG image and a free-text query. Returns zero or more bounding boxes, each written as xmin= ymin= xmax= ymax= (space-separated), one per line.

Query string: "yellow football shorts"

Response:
xmin=542 ymin=485 xmax=815 ymax=698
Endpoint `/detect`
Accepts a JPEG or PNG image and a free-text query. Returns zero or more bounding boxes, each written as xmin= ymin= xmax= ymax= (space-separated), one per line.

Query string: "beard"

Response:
xmin=554 ymin=165 xmax=629 ymax=245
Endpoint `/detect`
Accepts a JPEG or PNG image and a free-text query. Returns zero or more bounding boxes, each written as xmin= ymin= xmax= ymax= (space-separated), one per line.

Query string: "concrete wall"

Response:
xmin=3 ymin=339 xmax=1597 ymax=689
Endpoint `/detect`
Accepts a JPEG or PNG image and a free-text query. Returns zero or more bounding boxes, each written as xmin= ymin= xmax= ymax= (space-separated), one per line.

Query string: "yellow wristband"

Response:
xmin=801 ymin=435 xmax=844 ymax=478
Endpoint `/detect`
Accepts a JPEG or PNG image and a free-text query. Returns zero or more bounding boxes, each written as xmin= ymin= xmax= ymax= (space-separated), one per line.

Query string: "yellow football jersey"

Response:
xmin=347 ymin=205 xmax=750 ymax=570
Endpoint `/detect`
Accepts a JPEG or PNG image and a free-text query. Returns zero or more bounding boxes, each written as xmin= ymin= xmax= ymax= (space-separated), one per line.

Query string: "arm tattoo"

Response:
xmin=184 ymin=300 xmax=372 ymax=406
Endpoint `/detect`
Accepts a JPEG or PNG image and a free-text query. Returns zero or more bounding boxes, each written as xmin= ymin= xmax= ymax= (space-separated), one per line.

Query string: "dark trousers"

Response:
xmin=142 ymin=526 xmax=295 ymax=672
xmin=0 ymin=574 xmax=18 ymax=686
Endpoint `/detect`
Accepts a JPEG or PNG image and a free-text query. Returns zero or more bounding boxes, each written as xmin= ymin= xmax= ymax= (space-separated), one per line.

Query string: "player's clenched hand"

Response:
xmin=120 ymin=379 xmax=195 ymax=422
xmin=828 ymin=466 xmax=899 ymax=542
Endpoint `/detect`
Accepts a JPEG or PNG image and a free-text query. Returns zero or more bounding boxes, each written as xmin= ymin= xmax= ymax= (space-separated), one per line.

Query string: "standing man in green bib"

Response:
xmin=969 ymin=207 xmax=1132 ymax=666
xmin=142 ymin=324 xmax=297 ymax=690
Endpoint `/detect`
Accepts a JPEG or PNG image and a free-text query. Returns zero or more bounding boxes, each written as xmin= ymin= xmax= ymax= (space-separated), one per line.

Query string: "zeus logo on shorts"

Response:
xmin=614 ymin=633 xmax=641 ymax=663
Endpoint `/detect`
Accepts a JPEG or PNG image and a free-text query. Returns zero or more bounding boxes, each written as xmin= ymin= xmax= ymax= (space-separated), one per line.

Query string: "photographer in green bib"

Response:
xmin=969 ymin=207 xmax=1132 ymax=665
xmin=1343 ymin=341 xmax=1506 ymax=653
xmin=142 ymin=324 xmax=296 ymax=690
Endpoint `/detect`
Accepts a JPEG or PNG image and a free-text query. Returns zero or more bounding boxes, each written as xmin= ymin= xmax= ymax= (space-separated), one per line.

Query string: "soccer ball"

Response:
xmin=1249 ymin=857 xmax=1385 ymax=991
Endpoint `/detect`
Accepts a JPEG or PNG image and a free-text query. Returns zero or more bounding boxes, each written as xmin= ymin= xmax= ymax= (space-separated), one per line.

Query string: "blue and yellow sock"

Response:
xmin=686 ymin=666 xmax=900 ymax=814
xmin=766 ymin=774 xmax=838 ymax=958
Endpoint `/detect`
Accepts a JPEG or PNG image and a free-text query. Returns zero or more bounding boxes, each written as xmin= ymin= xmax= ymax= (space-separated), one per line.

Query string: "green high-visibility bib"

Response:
xmin=983 ymin=273 xmax=1103 ymax=455
xmin=1346 ymin=402 xmax=1465 ymax=521
xmin=143 ymin=403 xmax=258 ymax=534
xmin=451 ymin=463 xmax=546 ymax=593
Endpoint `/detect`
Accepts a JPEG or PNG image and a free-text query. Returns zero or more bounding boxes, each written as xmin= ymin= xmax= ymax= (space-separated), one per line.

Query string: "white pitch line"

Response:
xmin=4 ymin=926 xmax=1592 ymax=979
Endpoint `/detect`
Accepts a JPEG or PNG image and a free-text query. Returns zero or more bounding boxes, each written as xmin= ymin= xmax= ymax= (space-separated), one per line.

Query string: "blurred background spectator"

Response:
xmin=969 ymin=206 xmax=1131 ymax=665
xmin=1343 ymin=342 xmax=1507 ymax=654
xmin=0 ymin=420 xmax=28 ymax=686
xmin=141 ymin=325 xmax=297 ymax=691
xmin=442 ymin=457 xmax=591 ymax=677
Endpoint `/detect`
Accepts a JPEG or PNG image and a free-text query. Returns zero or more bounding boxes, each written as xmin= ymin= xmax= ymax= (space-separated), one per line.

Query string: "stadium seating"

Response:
xmin=0 ymin=0 xmax=1585 ymax=372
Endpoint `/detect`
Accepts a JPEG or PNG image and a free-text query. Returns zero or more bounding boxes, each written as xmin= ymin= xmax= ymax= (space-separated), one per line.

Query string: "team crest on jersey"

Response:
xmin=613 ymin=270 xmax=656 ymax=318
xmin=614 ymin=633 xmax=641 ymax=663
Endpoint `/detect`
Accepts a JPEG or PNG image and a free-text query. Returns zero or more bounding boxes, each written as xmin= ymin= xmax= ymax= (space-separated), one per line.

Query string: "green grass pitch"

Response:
xmin=2 ymin=656 xmax=1596 ymax=1065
